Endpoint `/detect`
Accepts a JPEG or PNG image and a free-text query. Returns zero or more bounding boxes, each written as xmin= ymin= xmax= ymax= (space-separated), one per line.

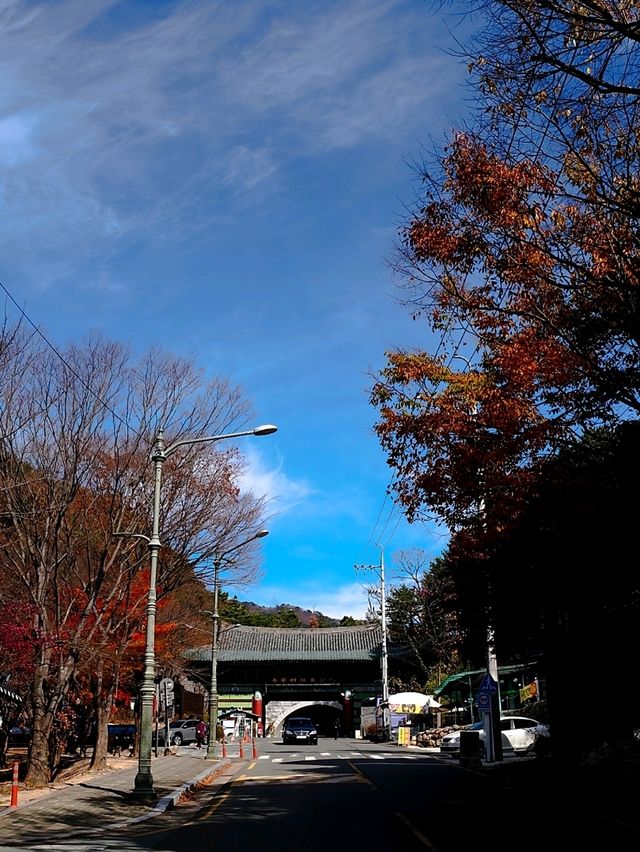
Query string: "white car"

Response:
xmin=440 ymin=716 xmax=549 ymax=756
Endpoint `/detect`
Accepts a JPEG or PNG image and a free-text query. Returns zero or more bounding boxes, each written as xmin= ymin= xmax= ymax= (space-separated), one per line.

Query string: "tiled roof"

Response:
xmin=0 ymin=683 xmax=21 ymax=704
xmin=186 ymin=624 xmax=383 ymax=663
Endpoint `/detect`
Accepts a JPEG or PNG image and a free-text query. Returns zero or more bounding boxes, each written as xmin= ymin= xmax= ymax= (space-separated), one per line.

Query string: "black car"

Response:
xmin=107 ymin=724 xmax=136 ymax=754
xmin=282 ymin=717 xmax=318 ymax=745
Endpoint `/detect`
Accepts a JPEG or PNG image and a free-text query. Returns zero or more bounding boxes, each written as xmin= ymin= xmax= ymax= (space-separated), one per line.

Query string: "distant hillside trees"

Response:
xmin=216 ymin=595 xmax=354 ymax=628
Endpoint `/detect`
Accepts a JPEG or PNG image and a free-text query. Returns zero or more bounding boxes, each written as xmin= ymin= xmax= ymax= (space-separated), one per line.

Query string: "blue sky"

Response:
xmin=0 ymin=0 xmax=473 ymax=619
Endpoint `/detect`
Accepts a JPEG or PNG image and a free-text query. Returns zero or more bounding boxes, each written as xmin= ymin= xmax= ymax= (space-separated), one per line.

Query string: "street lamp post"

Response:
xmin=121 ymin=423 xmax=277 ymax=802
xmin=204 ymin=528 xmax=269 ymax=760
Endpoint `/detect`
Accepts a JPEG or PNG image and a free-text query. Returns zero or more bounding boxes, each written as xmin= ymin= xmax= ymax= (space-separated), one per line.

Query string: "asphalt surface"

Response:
xmin=1 ymin=740 xmax=639 ymax=850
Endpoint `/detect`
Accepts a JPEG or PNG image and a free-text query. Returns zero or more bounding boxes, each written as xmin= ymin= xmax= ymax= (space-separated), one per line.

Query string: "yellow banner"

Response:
xmin=519 ymin=681 xmax=538 ymax=702
xmin=389 ymin=703 xmax=422 ymax=714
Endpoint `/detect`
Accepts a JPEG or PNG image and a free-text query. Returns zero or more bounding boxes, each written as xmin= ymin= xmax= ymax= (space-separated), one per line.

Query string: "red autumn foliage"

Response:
xmin=0 ymin=600 xmax=41 ymax=688
xmin=372 ymin=130 xmax=640 ymax=542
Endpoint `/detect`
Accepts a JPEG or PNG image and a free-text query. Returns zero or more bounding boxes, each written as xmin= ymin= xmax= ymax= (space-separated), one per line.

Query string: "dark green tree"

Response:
xmin=451 ymin=422 xmax=640 ymax=763
xmin=387 ymin=551 xmax=464 ymax=692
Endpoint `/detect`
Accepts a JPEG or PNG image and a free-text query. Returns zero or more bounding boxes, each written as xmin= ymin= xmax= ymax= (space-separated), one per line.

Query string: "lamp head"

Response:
xmin=255 ymin=529 xmax=269 ymax=539
xmin=253 ymin=424 xmax=278 ymax=436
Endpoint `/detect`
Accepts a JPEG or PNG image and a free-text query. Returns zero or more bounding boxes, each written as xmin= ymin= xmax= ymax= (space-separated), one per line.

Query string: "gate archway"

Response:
xmin=185 ymin=624 xmax=383 ymax=738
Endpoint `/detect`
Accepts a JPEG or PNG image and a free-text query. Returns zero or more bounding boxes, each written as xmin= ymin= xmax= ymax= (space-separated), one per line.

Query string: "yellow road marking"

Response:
xmin=395 ymin=811 xmax=440 ymax=851
xmin=348 ymin=762 xmax=440 ymax=850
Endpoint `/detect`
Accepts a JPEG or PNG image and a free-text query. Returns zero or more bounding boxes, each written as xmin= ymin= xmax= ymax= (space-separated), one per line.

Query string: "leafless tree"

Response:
xmin=0 ymin=326 xmax=268 ymax=786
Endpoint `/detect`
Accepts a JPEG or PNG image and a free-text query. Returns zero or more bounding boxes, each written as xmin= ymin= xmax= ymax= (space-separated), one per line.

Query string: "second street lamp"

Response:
xmin=121 ymin=423 xmax=277 ymax=802
xmin=204 ymin=528 xmax=269 ymax=760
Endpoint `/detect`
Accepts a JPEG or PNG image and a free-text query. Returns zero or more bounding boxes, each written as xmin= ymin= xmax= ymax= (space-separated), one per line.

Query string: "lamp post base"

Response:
xmin=132 ymin=772 xmax=157 ymax=802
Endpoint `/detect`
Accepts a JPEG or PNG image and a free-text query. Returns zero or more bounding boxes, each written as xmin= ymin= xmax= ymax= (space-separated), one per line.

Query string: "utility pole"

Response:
xmin=379 ymin=545 xmax=389 ymax=714
xmin=355 ymin=544 xmax=390 ymax=741
xmin=451 ymin=354 xmax=502 ymax=756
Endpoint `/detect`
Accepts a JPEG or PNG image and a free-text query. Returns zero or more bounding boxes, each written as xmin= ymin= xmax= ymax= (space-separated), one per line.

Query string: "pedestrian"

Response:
xmin=333 ymin=718 xmax=341 ymax=740
xmin=0 ymin=720 xmax=7 ymax=769
xmin=195 ymin=720 xmax=206 ymax=749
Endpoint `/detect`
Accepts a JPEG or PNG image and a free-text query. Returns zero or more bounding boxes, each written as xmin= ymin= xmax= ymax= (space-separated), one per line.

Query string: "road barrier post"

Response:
xmin=10 ymin=760 xmax=19 ymax=808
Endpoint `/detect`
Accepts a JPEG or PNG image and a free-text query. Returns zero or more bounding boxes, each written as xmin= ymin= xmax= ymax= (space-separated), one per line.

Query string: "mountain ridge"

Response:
xmin=240 ymin=600 xmax=360 ymax=627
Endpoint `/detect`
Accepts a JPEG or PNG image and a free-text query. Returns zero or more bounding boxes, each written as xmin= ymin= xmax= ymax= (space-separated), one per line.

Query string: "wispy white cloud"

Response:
xmin=239 ymin=446 xmax=315 ymax=515
xmin=0 ymin=111 xmax=39 ymax=166
xmin=219 ymin=0 xmax=448 ymax=151
xmin=221 ymin=146 xmax=278 ymax=193
xmin=0 ymin=0 xmax=459 ymax=278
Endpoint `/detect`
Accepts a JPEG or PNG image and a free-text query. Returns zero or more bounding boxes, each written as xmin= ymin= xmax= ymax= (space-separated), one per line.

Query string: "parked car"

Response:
xmin=440 ymin=716 xmax=549 ymax=756
xmin=107 ymin=723 xmax=136 ymax=754
xmin=282 ymin=717 xmax=318 ymax=745
xmin=8 ymin=724 xmax=31 ymax=746
xmin=156 ymin=718 xmax=204 ymax=746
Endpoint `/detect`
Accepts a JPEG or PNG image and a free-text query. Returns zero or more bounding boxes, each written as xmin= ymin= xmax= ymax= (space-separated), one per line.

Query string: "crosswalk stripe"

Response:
xmin=245 ymin=751 xmax=428 ymax=763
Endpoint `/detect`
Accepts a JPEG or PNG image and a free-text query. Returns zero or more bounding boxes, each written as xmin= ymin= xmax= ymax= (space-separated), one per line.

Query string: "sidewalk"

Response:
xmin=0 ymin=746 xmax=233 ymax=843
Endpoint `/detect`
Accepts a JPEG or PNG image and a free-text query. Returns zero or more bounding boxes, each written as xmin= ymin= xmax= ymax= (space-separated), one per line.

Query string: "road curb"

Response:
xmin=102 ymin=757 xmax=233 ymax=830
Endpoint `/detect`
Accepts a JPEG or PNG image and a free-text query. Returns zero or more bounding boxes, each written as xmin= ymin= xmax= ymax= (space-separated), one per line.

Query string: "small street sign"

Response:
xmin=478 ymin=672 xmax=498 ymax=694
xmin=159 ymin=678 xmax=174 ymax=708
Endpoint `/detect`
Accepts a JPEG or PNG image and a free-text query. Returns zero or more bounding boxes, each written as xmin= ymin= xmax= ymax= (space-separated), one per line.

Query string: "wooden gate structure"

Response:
xmin=185 ymin=624 xmax=384 ymax=737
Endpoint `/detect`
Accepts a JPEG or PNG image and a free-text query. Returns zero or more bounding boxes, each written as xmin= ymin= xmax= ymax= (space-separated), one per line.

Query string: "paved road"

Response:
xmin=2 ymin=739 xmax=639 ymax=851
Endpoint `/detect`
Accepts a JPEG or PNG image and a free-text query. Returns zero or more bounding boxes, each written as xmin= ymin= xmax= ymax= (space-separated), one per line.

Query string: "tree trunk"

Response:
xmin=90 ymin=705 xmax=110 ymax=771
xmin=89 ymin=663 xmax=114 ymax=772
xmin=26 ymin=724 xmax=52 ymax=788
xmin=24 ymin=661 xmax=53 ymax=789
xmin=24 ymin=653 xmax=76 ymax=788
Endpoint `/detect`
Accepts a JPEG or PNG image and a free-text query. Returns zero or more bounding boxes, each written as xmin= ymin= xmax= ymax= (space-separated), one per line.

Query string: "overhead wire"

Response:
xmin=0 ymin=279 xmax=145 ymax=440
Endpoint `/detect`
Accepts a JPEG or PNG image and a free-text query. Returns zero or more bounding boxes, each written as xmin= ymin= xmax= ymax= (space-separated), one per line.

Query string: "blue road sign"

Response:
xmin=479 ymin=672 xmax=498 ymax=694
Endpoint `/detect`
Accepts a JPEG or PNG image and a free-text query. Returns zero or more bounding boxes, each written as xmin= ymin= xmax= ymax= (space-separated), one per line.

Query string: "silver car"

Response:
xmin=157 ymin=718 xmax=204 ymax=746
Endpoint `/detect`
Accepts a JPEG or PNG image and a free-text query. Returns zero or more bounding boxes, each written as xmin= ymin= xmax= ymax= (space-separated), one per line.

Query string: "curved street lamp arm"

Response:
xmin=164 ymin=425 xmax=277 ymax=459
xmin=113 ymin=531 xmax=151 ymax=544
xmin=218 ymin=528 xmax=269 ymax=564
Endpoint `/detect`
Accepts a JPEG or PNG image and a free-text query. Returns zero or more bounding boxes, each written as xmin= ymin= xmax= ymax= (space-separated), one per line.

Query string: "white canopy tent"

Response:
xmin=388 ymin=692 xmax=441 ymax=713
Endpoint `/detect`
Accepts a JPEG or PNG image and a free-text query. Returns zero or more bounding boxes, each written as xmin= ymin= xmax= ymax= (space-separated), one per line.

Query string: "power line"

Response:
xmin=0 ymin=279 xmax=145 ymax=440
